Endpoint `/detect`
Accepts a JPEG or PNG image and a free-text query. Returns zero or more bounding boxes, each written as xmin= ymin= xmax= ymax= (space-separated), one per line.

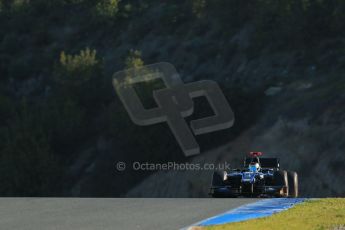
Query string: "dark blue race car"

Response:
xmin=209 ymin=152 xmax=298 ymax=198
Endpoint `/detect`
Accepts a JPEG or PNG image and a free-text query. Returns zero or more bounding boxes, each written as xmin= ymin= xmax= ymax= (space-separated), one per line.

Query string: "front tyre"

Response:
xmin=273 ymin=170 xmax=289 ymax=197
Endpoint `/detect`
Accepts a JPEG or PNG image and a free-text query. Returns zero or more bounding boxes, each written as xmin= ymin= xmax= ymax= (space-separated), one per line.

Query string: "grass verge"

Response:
xmin=202 ymin=198 xmax=345 ymax=230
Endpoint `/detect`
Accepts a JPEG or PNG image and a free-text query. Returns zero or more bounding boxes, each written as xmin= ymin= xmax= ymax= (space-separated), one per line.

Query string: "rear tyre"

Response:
xmin=273 ymin=170 xmax=289 ymax=197
xmin=287 ymin=171 xmax=298 ymax=197
xmin=210 ymin=171 xmax=225 ymax=198
xmin=211 ymin=171 xmax=224 ymax=187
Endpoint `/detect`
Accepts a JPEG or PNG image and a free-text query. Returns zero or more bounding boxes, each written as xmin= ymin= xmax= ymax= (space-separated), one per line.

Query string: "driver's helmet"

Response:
xmin=249 ymin=163 xmax=260 ymax=172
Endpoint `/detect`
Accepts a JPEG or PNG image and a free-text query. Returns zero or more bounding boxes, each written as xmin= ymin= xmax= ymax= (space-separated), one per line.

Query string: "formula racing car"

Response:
xmin=209 ymin=152 xmax=298 ymax=198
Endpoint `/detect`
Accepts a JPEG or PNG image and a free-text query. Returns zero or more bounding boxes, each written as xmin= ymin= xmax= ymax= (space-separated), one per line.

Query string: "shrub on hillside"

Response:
xmin=54 ymin=47 xmax=107 ymax=117
xmin=95 ymin=0 xmax=120 ymax=18
xmin=56 ymin=47 xmax=99 ymax=85
xmin=125 ymin=49 xmax=144 ymax=69
xmin=191 ymin=0 xmax=206 ymax=18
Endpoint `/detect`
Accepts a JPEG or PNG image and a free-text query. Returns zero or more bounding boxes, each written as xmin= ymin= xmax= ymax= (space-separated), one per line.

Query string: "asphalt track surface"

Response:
xmin=0 ymin=198 xmax=260 ymax=230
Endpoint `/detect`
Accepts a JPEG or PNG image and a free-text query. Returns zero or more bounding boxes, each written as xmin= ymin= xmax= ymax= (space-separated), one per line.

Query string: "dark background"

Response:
xmin=0 ymin=0 xmax=344 ymax=197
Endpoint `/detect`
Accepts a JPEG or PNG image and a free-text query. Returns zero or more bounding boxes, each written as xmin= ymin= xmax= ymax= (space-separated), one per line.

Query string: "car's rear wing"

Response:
xmin=244 ymin=157 xmax=280 ymax=169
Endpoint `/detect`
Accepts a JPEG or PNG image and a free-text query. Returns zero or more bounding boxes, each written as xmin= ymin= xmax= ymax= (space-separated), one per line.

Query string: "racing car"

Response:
xmin=209 ymin=152 xmax=298 ymax=198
